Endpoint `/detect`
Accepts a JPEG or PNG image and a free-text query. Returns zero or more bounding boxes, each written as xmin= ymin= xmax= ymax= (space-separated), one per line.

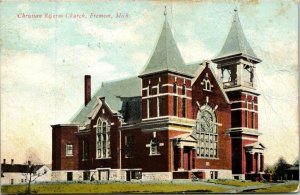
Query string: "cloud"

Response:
xmin=17 ymin=3 xmax=30 ymax=12
xmin=130 ymin=51 xmax=148 ymax=74
xmin=1 ymin=45 xmax=131 ymax=164
xmin=178 ymin=39 xmax=214 ymax=63
xmin=1 ymin=51 xmax=56 ymax=90
xmin=79 ymin=20 xmax=143 ymax=44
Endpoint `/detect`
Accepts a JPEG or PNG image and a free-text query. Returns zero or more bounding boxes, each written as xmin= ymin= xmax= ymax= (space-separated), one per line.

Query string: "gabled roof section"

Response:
xmin=245 ymin=142 xmax=265 ymax=149
xmin=71 ymin=76 xmax=141 ymax=124
xmin=191 ymin=60 xmax=230 ymax=104
xmin=214 ymin=9 xmax=261 ymax=63
xmin=139 ymin=17 xmax=190 ymax=77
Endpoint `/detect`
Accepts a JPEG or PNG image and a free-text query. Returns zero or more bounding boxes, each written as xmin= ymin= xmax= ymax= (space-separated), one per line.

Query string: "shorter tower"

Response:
xmin=212 ymin=9 xmax=265 ymax=180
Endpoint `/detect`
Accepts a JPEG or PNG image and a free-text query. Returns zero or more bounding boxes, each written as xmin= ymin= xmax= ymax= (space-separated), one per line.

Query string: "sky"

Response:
xmin=0 ymin=0 xmax=298 ymax=166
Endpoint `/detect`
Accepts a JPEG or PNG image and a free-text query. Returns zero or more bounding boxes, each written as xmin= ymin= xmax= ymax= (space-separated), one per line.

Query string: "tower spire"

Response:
xmin=139 ymin=6 xmax=188 ymax=78
xmin=213 ymin=8 xmax=261 ymax=63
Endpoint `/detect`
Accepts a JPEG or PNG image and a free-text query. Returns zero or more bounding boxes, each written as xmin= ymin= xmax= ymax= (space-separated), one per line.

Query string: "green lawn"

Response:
xmin=247 ymin=183 xmax=299 ymax=193
xmin=207 ymin=179 xmax=263 ymax=187
xmin=1 ymin=182 xmax=227 ymax=194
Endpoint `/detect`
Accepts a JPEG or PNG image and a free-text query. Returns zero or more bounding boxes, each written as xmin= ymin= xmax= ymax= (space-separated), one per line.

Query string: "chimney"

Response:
xmin=85 ymin=75 xmax=91 ymax=106
xmin=11 ymin=159 xmax=14 ymax=165
xmin=3 ymin=159 xmax=6 ymax=165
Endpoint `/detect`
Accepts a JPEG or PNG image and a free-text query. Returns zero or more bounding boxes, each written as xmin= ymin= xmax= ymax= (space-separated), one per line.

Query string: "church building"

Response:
xmin=51 ymin=9 xmax=266 ymax=181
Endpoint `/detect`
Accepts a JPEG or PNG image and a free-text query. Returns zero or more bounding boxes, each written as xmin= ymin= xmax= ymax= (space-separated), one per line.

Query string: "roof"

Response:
xmin=71 ymin=76 xmax=141 ymax=124
xmin=139 ymin=17 xmax=192 ymax=77
xmin=70 ymin=62 xmax=229 ymax=124
xmin=213 ymin=9 xmax=261 ymax=63
xmin=245 ymin=142 xmax=265 ymax=149
xmin=1 ymin=164 xmax=44 ymax=173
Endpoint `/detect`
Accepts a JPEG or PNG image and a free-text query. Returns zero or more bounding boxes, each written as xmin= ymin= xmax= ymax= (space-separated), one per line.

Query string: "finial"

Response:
xmin=164 ymin=6 xmax=167 ymax=16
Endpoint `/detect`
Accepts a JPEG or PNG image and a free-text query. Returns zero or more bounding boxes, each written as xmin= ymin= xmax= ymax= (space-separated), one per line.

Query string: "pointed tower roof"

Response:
xmin=139 ymin=11 xmax=191 ymax=77
xmin=213 ymin=9 xmax=261 ymax=63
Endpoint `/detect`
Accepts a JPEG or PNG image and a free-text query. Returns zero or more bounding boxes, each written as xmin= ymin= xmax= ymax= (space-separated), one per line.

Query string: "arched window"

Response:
xmin=195 ymin=105 xmax=218 ymax=158
xmin=203 ymin=79 xmax=211 ymax=91
xmin=96 ymin=118 xmax=110 ymax=158
xmin=150 ymin=138 xmax=160 ymax=155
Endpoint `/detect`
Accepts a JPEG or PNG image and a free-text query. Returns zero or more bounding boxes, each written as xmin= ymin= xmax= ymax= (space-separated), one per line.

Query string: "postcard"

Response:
xmin=1 ymin=0 xmax=298 ymax=194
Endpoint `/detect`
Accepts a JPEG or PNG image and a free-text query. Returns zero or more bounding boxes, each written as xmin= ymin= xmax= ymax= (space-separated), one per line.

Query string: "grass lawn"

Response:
xmin=1 ymin=182 xmax=227 ymax=194
xmin=247 ymin=183 xmax=299 ymax=193
xmin=207 ymin=179 xmax=263 ymax=187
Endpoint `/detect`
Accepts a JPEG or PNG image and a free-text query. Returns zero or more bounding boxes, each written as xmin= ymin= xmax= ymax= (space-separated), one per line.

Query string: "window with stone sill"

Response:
xmin=66 ymin=144 xmax=73 ymax=156
xmin=96 ymin=118 xmax=111 ymax=159
xmin=150 ymin=138 xmax=160 ymax=155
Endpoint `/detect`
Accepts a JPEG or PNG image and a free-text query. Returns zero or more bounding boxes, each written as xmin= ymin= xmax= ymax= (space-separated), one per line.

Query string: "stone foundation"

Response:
xmin=141 ymin=172 xmax=172 ymax=181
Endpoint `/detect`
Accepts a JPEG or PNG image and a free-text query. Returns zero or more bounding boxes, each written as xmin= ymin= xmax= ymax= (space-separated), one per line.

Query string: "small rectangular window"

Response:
xmin=159 ymin=83 xmax=163 ymax=93
xmin=173 ymin=96 xmax=177 ymax=116
xmin=252 ymin=112 xmax=255 ymax=128
xmin=66 ymin=144 xmax=73 ymax=156
xmin=83 ymin=171 xmax=90 ymax=180
xmin=158 ymin=97 xmax=163 ymax=116
xmin=182 ymin=98 xmax=186 ymax=117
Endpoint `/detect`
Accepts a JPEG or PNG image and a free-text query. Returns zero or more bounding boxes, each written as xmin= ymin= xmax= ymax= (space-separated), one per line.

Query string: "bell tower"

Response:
xmin=212 ymin=9 xmax=265 ymax=180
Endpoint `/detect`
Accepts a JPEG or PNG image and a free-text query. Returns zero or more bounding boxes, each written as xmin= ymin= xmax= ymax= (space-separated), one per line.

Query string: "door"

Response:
xmin=183 ymin=148 xmax=190 ymax=170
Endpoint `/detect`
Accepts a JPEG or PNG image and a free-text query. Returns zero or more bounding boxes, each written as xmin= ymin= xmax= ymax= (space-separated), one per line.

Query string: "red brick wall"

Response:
xmin=121 ymin=129 xmax=175 ymax=172
xmin=141 ymin=73 xmax=192 ymax=119
xmin=77 ymin=103 xmax=121 ymax=170
xmin=52 ymin=125 xmax=78 ymax=170
xmin=191 ymin=65 xmax=232 ymax=170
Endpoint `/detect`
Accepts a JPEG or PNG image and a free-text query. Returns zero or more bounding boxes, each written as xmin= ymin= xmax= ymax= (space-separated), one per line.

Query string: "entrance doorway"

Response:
xmin=183 ymin=147 xmax=191 ymax=170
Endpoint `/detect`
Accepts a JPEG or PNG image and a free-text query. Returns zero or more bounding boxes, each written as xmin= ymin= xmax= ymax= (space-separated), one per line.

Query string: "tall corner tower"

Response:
xmin=212 ymin=9 xmax=265 ymax=180
xmin=138 ymin=9 xmax=196 ymax=173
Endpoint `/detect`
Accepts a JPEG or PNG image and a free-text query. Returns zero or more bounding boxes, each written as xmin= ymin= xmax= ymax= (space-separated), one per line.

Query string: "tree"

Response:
xmin=273 ymin=157 xmax=290 ymax=181
xmin=264 ymin=164 xmax=275 ymax=175
xmin=22 ymin=161 xmax=47 ymax=194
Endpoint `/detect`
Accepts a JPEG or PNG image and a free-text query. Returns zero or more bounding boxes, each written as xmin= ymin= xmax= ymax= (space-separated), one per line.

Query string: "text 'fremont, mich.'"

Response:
xmin=17 ymin=12 xmax=129 ymax=19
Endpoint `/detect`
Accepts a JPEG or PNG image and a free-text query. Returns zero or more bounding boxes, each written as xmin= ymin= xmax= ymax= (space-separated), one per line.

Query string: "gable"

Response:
xmin=192 ymin=61 xmax=230 ymax=105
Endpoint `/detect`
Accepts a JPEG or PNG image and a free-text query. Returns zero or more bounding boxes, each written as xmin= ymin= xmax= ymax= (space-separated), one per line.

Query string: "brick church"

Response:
xmin=52 ymin=9 xmax=266 ymax=181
